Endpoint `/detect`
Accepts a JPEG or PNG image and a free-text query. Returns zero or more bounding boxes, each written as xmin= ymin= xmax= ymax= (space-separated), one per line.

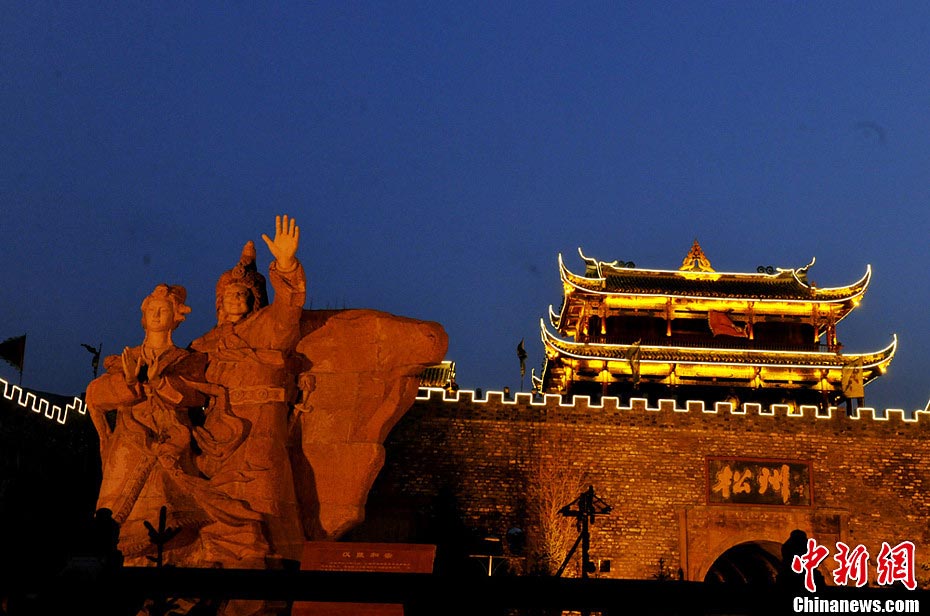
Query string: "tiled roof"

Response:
xmin=602 ymin=271 xmax=814 ymax=299
xmin=541 ymin=324 xmax=896 ymax=370
xmin=560 ymin=254 xmax=871 ymax=303
xmin=419 ymin=361 xmax=455 ymax=387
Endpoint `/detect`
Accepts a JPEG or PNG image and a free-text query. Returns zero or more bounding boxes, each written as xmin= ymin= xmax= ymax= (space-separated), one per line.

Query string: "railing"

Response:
xmin=582 ymin=336 xmax=830 ymax=353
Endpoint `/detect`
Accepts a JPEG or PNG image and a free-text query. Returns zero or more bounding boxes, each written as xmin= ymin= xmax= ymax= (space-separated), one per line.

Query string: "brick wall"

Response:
xmin=353 ymin=389 xmax=930 ymax=586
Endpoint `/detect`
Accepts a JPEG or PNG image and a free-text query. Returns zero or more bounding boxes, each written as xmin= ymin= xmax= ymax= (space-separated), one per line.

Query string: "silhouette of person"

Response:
xmin=777 ymin=528 xmax=824 ymax=592
xmin=91 ymin=508 xmax=123 ymax=571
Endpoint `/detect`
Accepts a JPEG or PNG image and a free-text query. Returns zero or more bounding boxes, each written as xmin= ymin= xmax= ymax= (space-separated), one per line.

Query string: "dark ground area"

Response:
xmin=0 ymin=387 xmax=102 ymax=613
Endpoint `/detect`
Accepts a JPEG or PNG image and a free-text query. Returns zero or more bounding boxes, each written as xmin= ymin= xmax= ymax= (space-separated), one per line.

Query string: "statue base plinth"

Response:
xmin=291 ymin=541 xmax=436 ymax=616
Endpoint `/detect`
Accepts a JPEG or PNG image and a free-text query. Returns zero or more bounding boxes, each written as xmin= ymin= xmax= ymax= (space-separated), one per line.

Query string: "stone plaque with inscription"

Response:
xmin=291 ymin=541 xmax=437 ymax=616
xmin=706 ymin=457 xmax=812 ymax=506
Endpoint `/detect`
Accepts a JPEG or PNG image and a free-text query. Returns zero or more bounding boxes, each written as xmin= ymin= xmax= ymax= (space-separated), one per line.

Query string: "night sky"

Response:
xmin=2 ymin=3 xmax=928 ymax=413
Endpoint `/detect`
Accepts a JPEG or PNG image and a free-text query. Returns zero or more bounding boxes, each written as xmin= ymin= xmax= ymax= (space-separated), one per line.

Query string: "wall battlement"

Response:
xmin=364 ymin=387 xmax=930 ymax=583
xmin=0 ymin=376 xmax=85 ymax=425
xmin=416 ymin=386 xmax=929 ymax=424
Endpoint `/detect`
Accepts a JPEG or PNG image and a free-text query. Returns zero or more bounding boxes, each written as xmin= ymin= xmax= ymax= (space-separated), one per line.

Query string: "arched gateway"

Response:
xmin=704 ymin=540 xmax=783 ymax=585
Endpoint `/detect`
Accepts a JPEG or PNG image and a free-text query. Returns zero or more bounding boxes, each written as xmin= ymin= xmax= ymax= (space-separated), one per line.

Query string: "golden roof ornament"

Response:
xmin=680 ymin=239 xmax=715 ymax=272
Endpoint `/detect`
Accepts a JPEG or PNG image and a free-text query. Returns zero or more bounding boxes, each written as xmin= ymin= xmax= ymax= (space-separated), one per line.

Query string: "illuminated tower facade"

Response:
xmin=536 ymin=241 xmax=896 ymax=409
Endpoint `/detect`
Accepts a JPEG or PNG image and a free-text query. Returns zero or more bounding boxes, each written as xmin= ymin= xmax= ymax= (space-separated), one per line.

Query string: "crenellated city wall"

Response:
xmin=0 ymin=376 xmax=86 ymax=425
xmin=414 ymin=387 xmax=930 ymax=424
xmin=357 ymin=387 xmax=930 ymax=586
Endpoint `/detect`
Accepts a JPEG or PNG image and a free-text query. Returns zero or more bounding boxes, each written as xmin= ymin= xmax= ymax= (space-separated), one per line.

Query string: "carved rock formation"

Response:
xmin=293 ymin=308 xmax=448 ymax=540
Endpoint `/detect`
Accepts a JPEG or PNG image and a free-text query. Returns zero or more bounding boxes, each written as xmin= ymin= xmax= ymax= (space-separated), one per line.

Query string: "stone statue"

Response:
xmin=189 ymin=215 xmax=308 ymax=567
xmin=86 ymin=284 xmax=264 ymax=566
xmin=88 ymin=215 xmax=448 ymax=601
xmin=190 ymin=215 xmax=449 ymax=564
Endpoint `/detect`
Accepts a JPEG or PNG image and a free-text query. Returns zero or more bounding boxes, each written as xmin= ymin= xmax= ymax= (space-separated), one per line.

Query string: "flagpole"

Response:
xmin=82 ymin=342 xmax=103 ymax=379
xmin=19 ymin=333 xmax=25 ymax=386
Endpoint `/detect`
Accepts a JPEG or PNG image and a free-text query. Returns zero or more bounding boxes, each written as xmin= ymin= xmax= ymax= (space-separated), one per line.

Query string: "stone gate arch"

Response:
xmin=703 ymin=540 xmax=783 ymax=585
xmin=680 ymin=506 xmax=845 ymax=583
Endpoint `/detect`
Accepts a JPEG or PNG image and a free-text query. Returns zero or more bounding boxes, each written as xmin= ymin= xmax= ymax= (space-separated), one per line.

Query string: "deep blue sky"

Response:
xmin=2 ymin=3 xmax=928 ymax=413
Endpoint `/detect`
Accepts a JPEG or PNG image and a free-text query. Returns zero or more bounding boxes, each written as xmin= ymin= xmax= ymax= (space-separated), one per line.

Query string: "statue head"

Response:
xmin=215 ymin=241 xmax=268 ymax=324
xmin=140 ymin=284 xmax=191 ymax=332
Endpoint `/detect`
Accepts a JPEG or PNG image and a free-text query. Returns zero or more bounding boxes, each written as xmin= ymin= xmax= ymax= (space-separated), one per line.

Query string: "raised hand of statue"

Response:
xmin=261 ymin=214 xmax=300 ymax=272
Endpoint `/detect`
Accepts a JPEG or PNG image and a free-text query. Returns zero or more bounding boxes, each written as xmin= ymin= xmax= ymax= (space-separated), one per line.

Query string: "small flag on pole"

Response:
xmin=517 ymin=338 xmax=527 ymax=377
xmin=708 ymin=310 xmax=749 ymax=338
xmin=0 ymin=334 xmax=26 ymax=373
xmin=82 ymin=343 xmax=102 ymax=378
xmin=841 ymin=357 xmax=864 ymax=399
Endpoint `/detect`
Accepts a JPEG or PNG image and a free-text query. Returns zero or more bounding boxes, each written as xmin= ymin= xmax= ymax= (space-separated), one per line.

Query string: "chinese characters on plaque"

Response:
xmin=706 ymin=457 xmax=811 ymax=506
